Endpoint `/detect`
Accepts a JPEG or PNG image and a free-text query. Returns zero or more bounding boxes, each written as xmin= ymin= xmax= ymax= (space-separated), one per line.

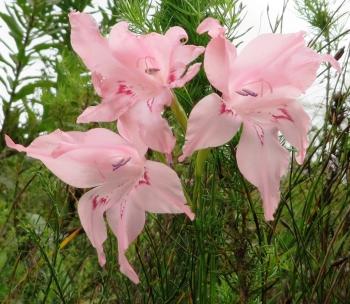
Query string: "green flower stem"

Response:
xmin=170 ymin=93 xmax=210 ymax=210
xmin=193 ymin=149 xmax=210 ymax=207
xmin=170 ymin=93 xmax=188 ymax=132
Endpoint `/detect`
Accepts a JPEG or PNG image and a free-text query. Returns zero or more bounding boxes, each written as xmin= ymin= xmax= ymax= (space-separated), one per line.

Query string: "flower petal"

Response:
xmin=69 ymin=12 xmax=124 ymax=79
xmin=202 ymin=33 xmax=236 ymax=95
xmin=6 ymin=129 xmax=143 ymax=188
xmin=273 ymin=101 xmax=311 ymax=164
xmin=109 ymin=23 xmax=171 ymax=93
xmin=78 ymin=178 xmax=135 ymax=267
xmin=229 ymin=32 xmax=340 ymax=94
xmin=197 ymin=17 xmax=225 ymax=38
xmin=229 ymin=88 xmax=310 ymax=165
xmin=77 ymin=187 xmax=109 ymax=266
xmin=236 ymin=124 xmax=289 ymax=221
xmin=180 ymin=93 xmax=241 ymax=161
xmin=168 ymin=42 xmax=204 ymax=88
xmin=132 ymin=160 xmax=194 ymax=220
xmin=106 ymin=200 xmax=145 ymax=284
xmin=170 ymin=63 xmax=202 ymax=88
xmin=117 ymin=94 xmax=175 ymax=154
xmin=108 ymin=21 xmax=144 ymax=68
xmin=165 ymin=26 xmax=188 ymax=44
xmin=77 ymin=97 xmax=132 ymax=123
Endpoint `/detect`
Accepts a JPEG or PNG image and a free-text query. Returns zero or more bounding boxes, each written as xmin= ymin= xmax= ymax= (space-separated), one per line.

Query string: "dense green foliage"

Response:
xmin=0 ymin=0 xmax=349 ymax=303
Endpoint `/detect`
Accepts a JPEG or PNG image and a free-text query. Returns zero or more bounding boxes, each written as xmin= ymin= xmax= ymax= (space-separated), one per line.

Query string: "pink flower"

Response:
xmin=5 ymin=129 xmax=194 ymax=283
xmin=69 ymin=12 xmax=204 ymax=154
xmin=180 ymin=17 xmax=340 ymax=220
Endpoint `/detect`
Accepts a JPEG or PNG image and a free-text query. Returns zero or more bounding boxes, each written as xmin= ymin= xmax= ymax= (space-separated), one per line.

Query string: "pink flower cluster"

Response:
xmin=5 ymin=14 xmax=339 ymax=283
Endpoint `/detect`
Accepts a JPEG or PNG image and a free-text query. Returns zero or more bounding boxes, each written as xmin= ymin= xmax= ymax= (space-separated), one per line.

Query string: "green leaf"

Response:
xmin=31 ymin=42 xmax=60 ymax=53
xmin=14 ymin=80 xmax=54 ymax=101
xmin=0 ymin=11 xmax=23 ymax=48
xmin=0 ymin=74 xmax=10 ymax=93
xmin=0 ymin=54 xmax=15 ymax=70
xmin=0 ymin=37 xmax=14 ymax=52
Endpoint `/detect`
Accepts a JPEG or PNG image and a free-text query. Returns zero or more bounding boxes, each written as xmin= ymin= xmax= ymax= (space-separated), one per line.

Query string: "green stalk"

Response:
xmin=170 ymin=93 xmax=188 ymax=132
xmin=193 ymin=149 xmax=210 ymax=207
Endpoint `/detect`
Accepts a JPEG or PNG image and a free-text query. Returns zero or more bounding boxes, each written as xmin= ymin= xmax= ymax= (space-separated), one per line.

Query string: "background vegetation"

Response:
xmin=0 ymin=0 xmax=349 ymax=303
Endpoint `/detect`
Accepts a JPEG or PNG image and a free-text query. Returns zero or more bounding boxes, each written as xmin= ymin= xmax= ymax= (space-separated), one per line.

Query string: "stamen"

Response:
xmin=241 ymin=88 xmax=258 ymax=97
xmin=112 ymin=157 xmax=132 ymax=171
xmin=235 ymin=90 xmax=249 ymax=96
xmin=137 ymin=56 xmax=159 ymax=75
xmin=145 ymin=68 xmax=160 ymax=74
xmin=242 ymin=79 xmax=273 ymax=96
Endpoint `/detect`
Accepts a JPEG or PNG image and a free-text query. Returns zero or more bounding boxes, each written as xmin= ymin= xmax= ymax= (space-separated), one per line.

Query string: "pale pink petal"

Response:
xmin=131 ymin=160 xmax=194 ymax=220
xmin=117 ymin=95 xmax=175 ymax=154
xmin=5 ymin=135 xmax=26 ymax=152
xmin=117 ymin=117 xmax=148 ymax=156
xmin=91 ymin=73 xmax=135 ymax=102
xmin=229 ymin=32 xmax=340 ymax=94
xmin=78 ymin=178 xmax=136 ymax=267
xmin=202 ymin=33 xmax=236 ymax=95
xmin=176 ymin=45 xmax=205 ymax=64
xmin=108 ymin=22 xmax=143 ymax=68
xmin=166 ymin=27 xmax=204 ymax=87
xmin=80 ymin=73 xmax=138 ymax=123
xmin=106 ymin=200 xmax=145 ymax=284
xmin=109 ymin=23 xmax=168 ymax=85
xmin=170 ymin=63 xmax=202 ymax=88
xmin=77 ymin=98 xmax=131 ymax=123
xmin=168 ymin=43 xmax=204 ymax=87
xmin=197 ymin=17 xmax=225 ymax=38
xmin=273 ymin=101 xmax=311 ymax=164
xmin=180 ymin=93 xmax=241 ymax=161
xmin=6 ymin=129 xmax=143 ymax=188
xmin=142 ymin=33 xmax=177 ymax=85
xmin=6 ymin=131 xmax=103 ymax=188
xmin=69 ymin=12 xmax=124 ymax=79
xmin=229 ymin=86 xmax=300 ymax=114
xmin=320 ymin=54 xmax=341 ymax=72
xmin=91 ymin=72 xmax=104 ymax=96
xmin=236 ymin=124 xmax=289 ymax=220
xmin=228 ymin=88 xmax=310 ymax=164
xmin=108 ymin=24 xmax=168 ymax=98
xmin=165 ymin=26 xmax=188 ymax=44
xmin=77 ymin=187 xmax=111 ymax=266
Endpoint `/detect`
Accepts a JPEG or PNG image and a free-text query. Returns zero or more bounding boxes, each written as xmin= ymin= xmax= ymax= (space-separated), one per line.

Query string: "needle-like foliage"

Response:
xmin=0 ymin=0 xmax=349 ymax=303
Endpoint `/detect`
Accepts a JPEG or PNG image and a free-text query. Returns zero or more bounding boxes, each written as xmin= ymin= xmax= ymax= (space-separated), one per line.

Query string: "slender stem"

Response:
xmin=170 ymin=92 xmax=188 ymax=132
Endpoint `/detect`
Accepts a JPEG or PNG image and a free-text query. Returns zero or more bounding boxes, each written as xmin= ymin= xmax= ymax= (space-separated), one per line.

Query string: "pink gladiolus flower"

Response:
xmin=69 ymin=12 xmax=204 ymax=154
xmin=5 ymin=129 xmax=194 ymax=283
xmin=180 ymin=17 xmax=340 ymax=220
